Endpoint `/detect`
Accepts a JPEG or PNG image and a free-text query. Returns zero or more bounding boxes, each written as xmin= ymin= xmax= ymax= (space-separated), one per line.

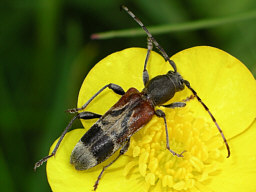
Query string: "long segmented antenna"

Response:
xmin=121 ymin=5 xmax=230 ymax=158
xmin=183 ymin=80 xmax=230 ymax=158
xmin=121 ymin=5 xmax=177 ymax=72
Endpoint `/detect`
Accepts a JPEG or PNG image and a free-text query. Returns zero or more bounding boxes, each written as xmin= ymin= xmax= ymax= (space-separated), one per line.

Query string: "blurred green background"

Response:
xmin=0 ymin=0 xmax=255 ymax=191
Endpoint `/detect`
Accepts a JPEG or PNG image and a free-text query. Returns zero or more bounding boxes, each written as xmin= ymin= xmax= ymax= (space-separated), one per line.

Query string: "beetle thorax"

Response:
xmin=142 ymin=71 xmax=185 ymax=106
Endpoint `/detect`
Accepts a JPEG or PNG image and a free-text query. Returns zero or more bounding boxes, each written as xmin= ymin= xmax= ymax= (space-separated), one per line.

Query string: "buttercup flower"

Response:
xmin=46 ymin=47 xmax=256 ymax=192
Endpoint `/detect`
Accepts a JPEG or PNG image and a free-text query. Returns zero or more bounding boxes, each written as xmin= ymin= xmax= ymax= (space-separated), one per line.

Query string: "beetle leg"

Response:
xmin=67 ymin=83 xmax=125 ymax=113
xmin=79 ymin=111 xmax=102 ymax=119
xmin=143 ymin=37 xmax=153 ymax=85
xmin=182 ymin=95 xmax=195 ymax=102
xmin=155 ymin=109 xmax=186 ymax=157
xmin=34 ymin=112 xmax=102 ymax=171
xmin=162 ymin=102 xmax=186 ymax=108
xmin=93 ymin=139 xmax=130 ymax=191
xmin=162 ymin=95 xmax=195 ymax=108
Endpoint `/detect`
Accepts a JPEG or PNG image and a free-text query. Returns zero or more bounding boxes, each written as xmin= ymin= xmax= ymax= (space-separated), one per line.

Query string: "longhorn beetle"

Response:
xmin=34 ymin=5 xmax=230 ymax=191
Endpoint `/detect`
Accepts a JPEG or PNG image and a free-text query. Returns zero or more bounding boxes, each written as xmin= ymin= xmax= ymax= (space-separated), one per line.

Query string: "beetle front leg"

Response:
xmin=161 ymin=102 xmax=186 ymax=108
xmin=34 ymin=111 xmax=102 ymax=171
xmin=162 ymin=95 xmax=195 ymax=108
xmin=93 ymin=139 xmax=130 ymax=191
xmin=67 ymin=83 xmax=125 ymax=113
xmin=143 ymin=37 xmax=153 ymax=85
xmin=155 ymin=109 xmax=186 ymax=157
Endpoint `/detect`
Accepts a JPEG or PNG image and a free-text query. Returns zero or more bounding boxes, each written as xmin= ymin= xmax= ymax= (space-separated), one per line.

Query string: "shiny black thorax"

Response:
xmin=142 ymin=71 xmax=185 ymax=106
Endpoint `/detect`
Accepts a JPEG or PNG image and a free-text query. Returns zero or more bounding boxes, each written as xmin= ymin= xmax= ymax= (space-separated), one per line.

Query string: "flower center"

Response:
xmin=123 ymin=105 xmax=225 ymax=191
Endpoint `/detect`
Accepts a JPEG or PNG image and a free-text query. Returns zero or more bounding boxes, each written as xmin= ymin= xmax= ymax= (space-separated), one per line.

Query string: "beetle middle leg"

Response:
xmin=93 ymin=139 xmax=130 ymax=191
xmin=67 ymin=83 xmax=125 ymax=113
xmin=156 ymin=97 xmax=194 ymax=157
xmin=155 ymin=108 xmax=186 ymax=157
xmin=34 ymin=111 xmax=102 ymax=171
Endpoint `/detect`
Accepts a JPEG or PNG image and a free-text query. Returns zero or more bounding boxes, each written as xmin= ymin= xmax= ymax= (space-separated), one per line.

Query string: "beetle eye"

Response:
xmin=176 ymin=79 xmax=185 ymax=91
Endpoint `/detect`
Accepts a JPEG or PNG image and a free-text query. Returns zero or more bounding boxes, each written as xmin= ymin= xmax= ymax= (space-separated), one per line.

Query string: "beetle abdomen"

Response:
xmin=70 ymin=124 xmax=117 ymax=170
xmin=70 ymin=141 xmax=97 ymax=170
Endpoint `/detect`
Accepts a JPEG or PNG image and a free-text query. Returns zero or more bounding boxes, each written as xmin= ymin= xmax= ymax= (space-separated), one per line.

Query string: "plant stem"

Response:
xmin=91 ymin=10 xmax=256 ymax=39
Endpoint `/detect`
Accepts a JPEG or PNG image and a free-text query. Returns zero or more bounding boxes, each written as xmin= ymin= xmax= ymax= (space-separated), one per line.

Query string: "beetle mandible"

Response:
xmin=34 ymin=5 xmax=230 ymax=191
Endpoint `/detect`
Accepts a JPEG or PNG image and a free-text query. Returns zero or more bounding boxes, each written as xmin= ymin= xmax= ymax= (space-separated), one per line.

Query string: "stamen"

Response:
xmin=124 ymin=106 xmax=225 ymax=191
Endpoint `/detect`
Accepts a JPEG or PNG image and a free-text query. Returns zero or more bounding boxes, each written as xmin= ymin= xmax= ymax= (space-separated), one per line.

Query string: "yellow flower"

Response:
xmin=46 ymin=47 xmax=256 ymax=192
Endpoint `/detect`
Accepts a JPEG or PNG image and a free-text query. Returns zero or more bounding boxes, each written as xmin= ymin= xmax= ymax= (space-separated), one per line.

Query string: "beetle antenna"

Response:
xmin=121 ymin=5 xmax=177 ymax=72
xmin=183 ymin=80 xmax=230 ymax=158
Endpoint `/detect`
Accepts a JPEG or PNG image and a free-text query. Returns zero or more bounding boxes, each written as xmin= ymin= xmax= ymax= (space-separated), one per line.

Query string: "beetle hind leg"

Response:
xmin=93 ymin=139 xmax=130 ymax=191
xmin=34 ymin=112 xmax=102 ymax=171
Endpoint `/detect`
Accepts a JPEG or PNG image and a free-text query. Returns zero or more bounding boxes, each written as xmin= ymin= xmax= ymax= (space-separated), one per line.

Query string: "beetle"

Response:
xmin=34 ymin=5 xmax=230 ymax=191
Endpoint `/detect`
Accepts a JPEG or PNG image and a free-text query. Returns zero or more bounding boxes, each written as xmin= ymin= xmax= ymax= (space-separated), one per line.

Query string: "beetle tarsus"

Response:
xmin=66 ymin=108 xmax=78 ymax=113
xmin=34 ymin=154 xmax=54 ymax=171
xmin=169 ymin=149 xmax=187 ymax=157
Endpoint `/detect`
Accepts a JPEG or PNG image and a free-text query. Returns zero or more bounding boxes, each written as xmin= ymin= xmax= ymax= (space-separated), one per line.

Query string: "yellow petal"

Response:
xmin=206 ymin=119 xmax=256 ymax=191
xmin=170 ymin=46 xmax=256 ymax=138
xmin=78 ymin=47 xmax=256 ymax=138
